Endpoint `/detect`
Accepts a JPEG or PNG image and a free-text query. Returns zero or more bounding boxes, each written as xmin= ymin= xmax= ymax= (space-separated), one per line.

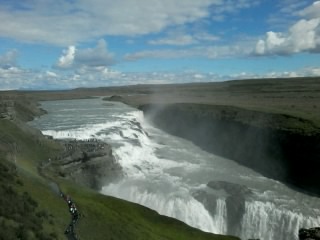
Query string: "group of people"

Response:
xmin=61 ymin=192 xmax=80 ymax=237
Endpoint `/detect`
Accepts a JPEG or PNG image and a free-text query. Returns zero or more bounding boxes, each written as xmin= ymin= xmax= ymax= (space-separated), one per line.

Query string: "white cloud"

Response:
xmin=255 ymin=32 xmax=286 ymax=55
xmin=303 ymin=67 xmax=320 ymax=76
xmin=0 ymin=49 xmax=18 ymax=67
xmin=0 ymin=0 xmax=221 ymax=45
xmin=0 ymin=0 xmax=265 ymax=46
xmin=148 ymin=31 xmax=219 ymax=46
xmin=0 ymin=66 xmax=36 ymax=90
xmin=298 ymin=1 xmax=320 ymax=19
xmin=149 ymin=34 xmax=197 ymax=46
xmin=55 ymin=39 xmax=114 ymax=69
xmin=211 ymin=0 xmax=261 ymax=21
xmin=46 ymin=71 xmax=58 ymax=78
xmin=125 ymin=44 xmax=252 ymax=60
xmin=266 ymin=1 xmax=312 ymax=33
xmin=57 ymin=46 xmax=76 ymax=69
xmin=278 ymin=0 xmax=310 ymax=15
xmin=75 ymin=39 xmax=114 ymax=67
xmin=255 ymin=2 xmax=320 ymax=55
xmin=289 ymin=18 xmax=320 ymax=52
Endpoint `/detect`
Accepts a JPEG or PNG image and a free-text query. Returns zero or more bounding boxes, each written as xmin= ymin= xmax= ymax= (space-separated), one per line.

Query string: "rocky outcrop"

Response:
xmin=103 ymin=95 xmax=125 ymax=102
xmin=43 ymin=139 xmax=122 ymax=190
xmin=139 ymin=103 xmax=320 ymax=195
xmin=299 ymin=227 xmax=320 ymax=239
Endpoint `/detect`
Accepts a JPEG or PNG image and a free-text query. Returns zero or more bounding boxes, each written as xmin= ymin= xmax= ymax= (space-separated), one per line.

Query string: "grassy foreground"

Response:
xmin=0 ymin=115 xmax=238 ymax=239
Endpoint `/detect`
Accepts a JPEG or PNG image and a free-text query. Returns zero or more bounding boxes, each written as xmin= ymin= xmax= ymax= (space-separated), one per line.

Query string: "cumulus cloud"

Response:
xmin=55 ymin=39 xmax=114 ymax=69
xmin=57 ymin=46 xmax=76 ymax=69
xmin=255 ymin=2 xmax=320 ymax=55
xmin=298 ymin=1 xmax=320 ymax=19
xmin=75 ymin=39 xmax=114 ymax=67
xmin=0 ymin=0 xmax=222 ymax=45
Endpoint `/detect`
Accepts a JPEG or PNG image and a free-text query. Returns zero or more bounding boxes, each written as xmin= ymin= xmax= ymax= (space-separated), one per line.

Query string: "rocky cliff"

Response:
xmin=139 ymin=103 xmax=320 ymax=195
xmin=40 ymin=139 xmax=122 ymax=190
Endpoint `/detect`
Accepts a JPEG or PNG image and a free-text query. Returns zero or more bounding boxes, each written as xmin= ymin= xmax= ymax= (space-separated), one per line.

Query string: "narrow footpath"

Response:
xmin=38 ymin=158 xmax=81 ymax=240
xmin=60 ymin=191 xmax=81 ymax=240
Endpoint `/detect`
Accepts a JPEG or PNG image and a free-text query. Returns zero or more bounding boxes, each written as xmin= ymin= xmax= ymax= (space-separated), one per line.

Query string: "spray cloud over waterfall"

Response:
xmin=29 ymin=98 xmax=320 ymax=240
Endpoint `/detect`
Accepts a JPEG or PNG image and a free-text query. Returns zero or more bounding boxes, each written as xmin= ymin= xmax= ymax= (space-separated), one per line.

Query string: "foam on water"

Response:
xmin=42 ymin=122 xmax=122 ymax=140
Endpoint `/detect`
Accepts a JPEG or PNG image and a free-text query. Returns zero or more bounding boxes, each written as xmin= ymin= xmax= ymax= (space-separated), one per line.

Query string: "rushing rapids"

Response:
xmin=29 ymin=98 xmax=320 ymax=240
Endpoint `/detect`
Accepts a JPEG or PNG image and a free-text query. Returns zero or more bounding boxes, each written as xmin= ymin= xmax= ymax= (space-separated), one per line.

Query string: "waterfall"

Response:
xmin=102 ymin=182 xmax=228 ymax=234
xmin=240 ymin=200 xmax=320 ymax=240
xmin=212 ymin=198 xmax=227 ymax=234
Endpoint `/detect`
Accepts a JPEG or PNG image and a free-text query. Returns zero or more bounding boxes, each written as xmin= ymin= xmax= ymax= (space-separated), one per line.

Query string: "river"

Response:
xmin=29 ymin=98 xmax=320 ymax=240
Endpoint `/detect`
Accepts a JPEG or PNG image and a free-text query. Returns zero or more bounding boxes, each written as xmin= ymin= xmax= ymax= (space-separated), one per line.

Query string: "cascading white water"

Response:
xmin=241 ymin=200 xmax=320 ymax=240
xmin=103 ymin=182 xmax=225 ymax=233
xmin=29 ymin=98 xmax=320 ymax=240
xmin=212 ymin=199 xmax=228 ymax=234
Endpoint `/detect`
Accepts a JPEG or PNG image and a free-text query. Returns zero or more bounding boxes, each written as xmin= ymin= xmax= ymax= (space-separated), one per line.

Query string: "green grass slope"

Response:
xmin=61 ymin=182 xmax=237 ymax=240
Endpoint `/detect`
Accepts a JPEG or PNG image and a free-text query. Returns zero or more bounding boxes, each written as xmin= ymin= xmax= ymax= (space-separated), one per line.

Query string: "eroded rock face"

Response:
xmin=299 ymin=227 xmax=320 ymax=240
xmin=209 ymin=181 xmax=253 ymax=236
xmin=47 ymin=139 xmax=122 ymax=190
xmin=193 ymin=181 xmax=253 ymax=236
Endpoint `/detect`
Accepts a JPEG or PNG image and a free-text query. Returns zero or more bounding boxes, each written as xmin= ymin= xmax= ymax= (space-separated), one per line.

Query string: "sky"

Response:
xmin=0 ymin=0 xmax=320 ymax=90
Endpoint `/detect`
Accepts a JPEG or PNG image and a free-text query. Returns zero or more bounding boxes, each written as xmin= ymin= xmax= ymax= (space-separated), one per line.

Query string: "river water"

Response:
xmin=29 ymin=98 xmax=320 ymax=240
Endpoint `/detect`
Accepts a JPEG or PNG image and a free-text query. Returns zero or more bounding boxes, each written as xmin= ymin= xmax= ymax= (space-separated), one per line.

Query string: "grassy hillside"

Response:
xmin=60 ymin=182 xmax=236 ymax=240
xmin=0 ymin=102 xmax=239 ymax=239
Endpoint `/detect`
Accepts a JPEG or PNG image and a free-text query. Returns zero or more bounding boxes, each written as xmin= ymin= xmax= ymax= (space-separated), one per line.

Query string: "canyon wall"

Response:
xmin=139 ymin=103 xmax=320 ymax=195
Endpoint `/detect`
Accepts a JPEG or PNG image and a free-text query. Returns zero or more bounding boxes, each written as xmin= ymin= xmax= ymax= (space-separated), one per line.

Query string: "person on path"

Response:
xmin=60 ymin=192 xmax=80 ymax=238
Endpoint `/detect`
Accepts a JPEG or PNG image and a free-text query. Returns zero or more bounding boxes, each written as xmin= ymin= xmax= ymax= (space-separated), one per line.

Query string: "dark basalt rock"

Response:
xmin=207 ymin=181 xmax=253 ymax=196
xmin=299 ymin=227 xmax=320 ymax=240
xmin=103 ymin=95 xmax=124 ymax=102
xmin=45 ymin=139 xmax=122 ymax=190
